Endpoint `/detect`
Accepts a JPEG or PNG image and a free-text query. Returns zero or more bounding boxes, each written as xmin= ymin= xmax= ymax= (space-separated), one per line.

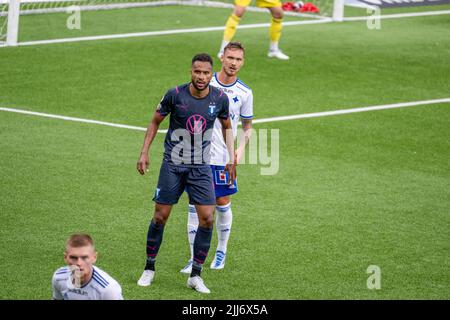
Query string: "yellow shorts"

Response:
xmin=235 ymin=0 xmax=282 ymax=8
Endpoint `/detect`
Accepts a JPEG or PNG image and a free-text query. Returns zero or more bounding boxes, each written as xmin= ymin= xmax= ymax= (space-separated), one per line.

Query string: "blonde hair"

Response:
xmin=66 ymin=233 xmax=94 ymax=249
xmin=224 ymin=41 xmax=245 ymax=55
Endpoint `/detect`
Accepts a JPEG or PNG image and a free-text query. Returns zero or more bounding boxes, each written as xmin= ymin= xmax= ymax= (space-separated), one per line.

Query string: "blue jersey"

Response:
xmin=157 ymin=83 xmax=229 ymax=166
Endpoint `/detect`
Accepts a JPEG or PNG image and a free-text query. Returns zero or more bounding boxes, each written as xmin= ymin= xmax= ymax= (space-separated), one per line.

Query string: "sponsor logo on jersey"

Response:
xmin=221 ymin=87 xmax=234 ymax=94
xmin=186 ymin=114 xmax=207 ymax=134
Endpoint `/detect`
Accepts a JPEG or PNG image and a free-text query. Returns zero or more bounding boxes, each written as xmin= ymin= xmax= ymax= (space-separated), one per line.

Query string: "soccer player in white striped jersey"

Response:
xmin=181 ymin=42 xmax=253 ymax=273
xmin=52 ymin=233 xmax=123 ymax=300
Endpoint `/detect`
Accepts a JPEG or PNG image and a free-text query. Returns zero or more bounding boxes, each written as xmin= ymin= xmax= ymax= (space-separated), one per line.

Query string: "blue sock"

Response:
xmin=145 ymin=220 xmax=165 ymax=271
xmin=191 ymin=225 xmax=213 ymax=277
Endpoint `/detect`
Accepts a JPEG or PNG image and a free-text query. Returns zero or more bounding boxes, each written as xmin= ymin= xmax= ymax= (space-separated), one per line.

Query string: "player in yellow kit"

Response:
xmin=218 ymin=0 xmax=289 ymax=60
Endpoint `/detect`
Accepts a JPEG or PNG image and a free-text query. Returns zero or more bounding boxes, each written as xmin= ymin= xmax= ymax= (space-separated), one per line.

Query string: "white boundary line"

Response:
xmin=252 ymin=98 xmax=450 ymax=124
xmin=17 ymin=19 xmax=333 ymax=47
xmin=1 ymin=98 xmax=449 ymax=132
xmin=14 ymin=9 xmax=450 ymax=47
xmin=343 ymin=9 xmax=450 ymax=21
xmin=0 ymin=107 xmax=164 ymax=132
xmin=9 ymin=1 xmax=327 ymax=20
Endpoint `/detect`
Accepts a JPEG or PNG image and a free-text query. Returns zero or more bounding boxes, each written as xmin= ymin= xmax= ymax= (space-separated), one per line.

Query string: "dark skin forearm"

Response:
xmin=137 ymin=112 xmax=165 ymax=175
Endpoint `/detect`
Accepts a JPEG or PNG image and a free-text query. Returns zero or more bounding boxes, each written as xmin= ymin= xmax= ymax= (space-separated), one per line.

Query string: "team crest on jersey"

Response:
xmin=208 ymin=103 xmax=216 ymax=116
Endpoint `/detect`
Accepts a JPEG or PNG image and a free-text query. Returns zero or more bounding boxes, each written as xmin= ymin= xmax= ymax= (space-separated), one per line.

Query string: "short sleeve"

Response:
xmin=52 ymin=274 xmax=63 ymax=300
xmin=102 ymin=282 xmax=124 ymax=300
xmin=217 ymin=94 xmax=229 ymax=120
xmin=156 ymin=88 xmax=175 ymax=116
xmin=240 ymin=91 xmax=253 ymax=119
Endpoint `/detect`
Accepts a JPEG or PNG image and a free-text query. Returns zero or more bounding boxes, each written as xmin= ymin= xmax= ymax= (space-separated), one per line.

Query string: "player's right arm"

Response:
xmin=137 ymin=111 xmax=166 ymax=175
xmin=137 ymin=90 xmax=174 ymax=175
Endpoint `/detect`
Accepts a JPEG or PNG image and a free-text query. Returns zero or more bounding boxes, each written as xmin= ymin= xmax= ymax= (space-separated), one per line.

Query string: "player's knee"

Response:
xmin=234 ymin=6 xmax=246 ymax=18
xmin=198 ymin=214 xmax=214 ymax=228
xmin=153 ymin=215 xmax=166 ymax=225
xmin=271 ymin=7 xmax=284 ymax=19
xmin=153 ymin=210 xmax=168 ymax=225
xmin=216 ymin=197 xmax=230 ymax=207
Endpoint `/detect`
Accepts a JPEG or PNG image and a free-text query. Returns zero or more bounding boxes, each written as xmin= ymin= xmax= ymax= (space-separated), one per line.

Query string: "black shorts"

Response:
xmin=153 ymin=161 xmax=215 ymax=205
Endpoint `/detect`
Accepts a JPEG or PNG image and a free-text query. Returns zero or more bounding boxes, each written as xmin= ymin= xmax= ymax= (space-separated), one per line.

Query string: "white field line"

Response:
xmin=1 ymin=98 xmax=449 ymax=132
xmin=0 ymin=107 xmax=166 ymax=132
xmin=252 ymin=98 xmax=450 ymax=124
xmin=7 ymin=1 xmax=327 ymax=20
xmin=343 ymin=9 xmax=450 ymax=21
xmin=14 ymin=9 xmax=450 ymax=47
xmin=17 ymin=19 xmax=332 ymax=47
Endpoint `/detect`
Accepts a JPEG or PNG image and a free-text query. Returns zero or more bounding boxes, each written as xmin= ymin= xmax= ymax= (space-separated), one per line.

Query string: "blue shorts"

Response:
xmin=184 ymin=165 xmax=238 ymax=201
xmin=153 ymin=161 xmax=216 ymax=205
xmin=210 ymin=165 xmax=238 ymax=198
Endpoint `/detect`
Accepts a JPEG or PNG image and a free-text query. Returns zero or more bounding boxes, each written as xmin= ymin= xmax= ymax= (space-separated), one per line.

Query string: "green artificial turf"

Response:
xmin=0 ymin=4 xmax=449 ymax=299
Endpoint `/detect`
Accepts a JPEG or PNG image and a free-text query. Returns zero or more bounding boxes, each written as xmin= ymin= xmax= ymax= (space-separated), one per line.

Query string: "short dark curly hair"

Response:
xmin=192 ymin=53 xmax=213 ymax=67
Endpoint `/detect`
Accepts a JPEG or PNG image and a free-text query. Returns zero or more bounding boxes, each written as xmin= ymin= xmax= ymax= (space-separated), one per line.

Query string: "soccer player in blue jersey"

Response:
xmin=181 ymin=42 xmax=253 ymax=273
xmin=52 ymin=233 xmax=123 ymax=300
xmin=136 ymin=53 xmax=236 ymax=294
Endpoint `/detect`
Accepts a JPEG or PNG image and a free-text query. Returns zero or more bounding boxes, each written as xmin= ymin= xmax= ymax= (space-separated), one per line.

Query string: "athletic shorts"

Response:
xmin=211 ymin=165 xmax=238 ymax=198
xmin=235 ymin=0 xmax=282 ymax=8
xmin=153 ymin=161 xmax=216 ymax=205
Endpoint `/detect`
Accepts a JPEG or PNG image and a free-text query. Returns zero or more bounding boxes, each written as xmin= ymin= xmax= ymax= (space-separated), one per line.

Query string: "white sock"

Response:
xmin=215 ymin=203 xmax=233 ymax=253
xmin=270 ymin=41 xmax=279 ymax=52
xmin=219 ymin=40 xmax=230 ymax=54
xmin=187 ymin=204 xmax=199 ymax=260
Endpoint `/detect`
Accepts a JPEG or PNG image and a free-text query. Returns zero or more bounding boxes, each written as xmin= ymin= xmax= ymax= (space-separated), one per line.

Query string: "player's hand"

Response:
xmin=137 ymin=152 xmax=149 ymax=175
xmin=224 ymin=161 xmax=236 ymax=185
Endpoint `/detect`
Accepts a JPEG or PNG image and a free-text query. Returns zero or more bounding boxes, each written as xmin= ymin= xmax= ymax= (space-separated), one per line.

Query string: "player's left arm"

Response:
xmin=236 ymin=90 xmax=254 ymax=164
xmin=236 ymin=118 xmax=253 ymax=164
xmin=219 ymin=117 xmax=237 ymax=184
xmin=102 ymin=282 xmax=124 ymax=300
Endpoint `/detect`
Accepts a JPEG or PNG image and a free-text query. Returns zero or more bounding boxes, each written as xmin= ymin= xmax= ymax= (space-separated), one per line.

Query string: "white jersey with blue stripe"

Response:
xmin=209 ymin=73 xmax=254 ymax=166
xmin=52 ymin=265 xmax=123 ymax=300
